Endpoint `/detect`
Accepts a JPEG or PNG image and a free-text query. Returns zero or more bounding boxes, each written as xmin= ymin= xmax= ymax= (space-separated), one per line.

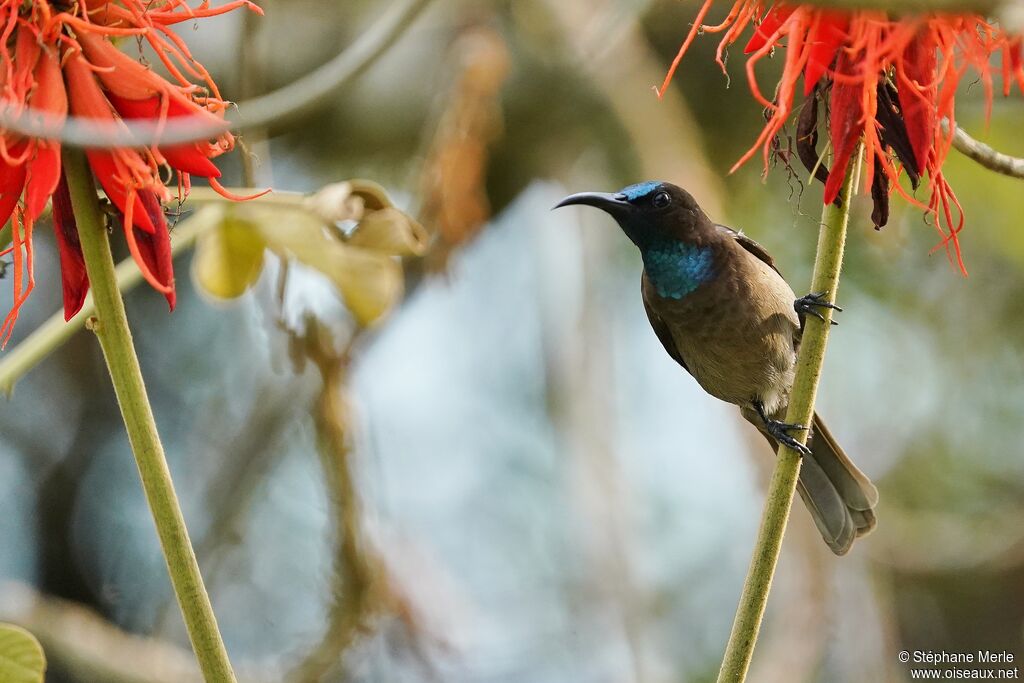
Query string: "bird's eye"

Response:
xmin=652 ymin=191 xmax=671 ymax=208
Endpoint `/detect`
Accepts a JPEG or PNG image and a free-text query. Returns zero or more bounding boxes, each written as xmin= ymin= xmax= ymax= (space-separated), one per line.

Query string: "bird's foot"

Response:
xmin=795 ymin=291 xmax=842 ymax=326
xmin=754 ymin=401 xmax=811 ymax=456
xmin=765 ymin=419 xmax=812 ymax=456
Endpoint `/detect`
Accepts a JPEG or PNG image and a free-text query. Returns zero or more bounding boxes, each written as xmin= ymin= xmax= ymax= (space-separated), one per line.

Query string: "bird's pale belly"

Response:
xmin=659 ymin=288 xmax=798 ymax=415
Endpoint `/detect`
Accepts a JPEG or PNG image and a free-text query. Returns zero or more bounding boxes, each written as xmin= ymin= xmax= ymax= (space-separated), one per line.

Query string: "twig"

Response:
xmin=0 ymin=0 xmax=436 ymax=147
xmin=949 ymin=123 xmax=1024 ymax=179
xmin=716 ymin=151 xmax=861 ymax=683
xmin=63 ymin=148 xmax=236 ymax=682
xmin=284 ymin=320 xmax=384 ymax=682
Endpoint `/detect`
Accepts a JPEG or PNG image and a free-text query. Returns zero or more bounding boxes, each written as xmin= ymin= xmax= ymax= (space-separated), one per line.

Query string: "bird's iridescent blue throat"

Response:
xmin=641 ymin=238 xmax=715 ymax=300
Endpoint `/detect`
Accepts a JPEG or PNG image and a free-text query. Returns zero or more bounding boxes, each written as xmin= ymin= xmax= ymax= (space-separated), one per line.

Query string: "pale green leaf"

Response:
xmin=191 ymin=212 xmax=267 ymax=301
xmin=346 ymin=179 xmax=393 ymax=211
xmin=304 ymin=182 xmax=366 ymax=224
xmin=329 ymin=249 xmax=404 ymax=326
xmin=254 ymin=215 xmax=403 ymax=325
xmin=0 ymin=624 xmax=46 ymax=683
xmin=303 ymin=178 xmax=402 ymax=225
xmin=348 ymin=208 xmax=429 ymax=256
xmin=221 ymin=184 xmax=412 ymax=325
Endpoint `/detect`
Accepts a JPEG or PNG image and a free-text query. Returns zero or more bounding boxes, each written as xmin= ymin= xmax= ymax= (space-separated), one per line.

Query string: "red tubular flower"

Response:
xmin=825 ymin=50 xmax=864 ymax=206
xmin=658 ymin=2 xmax=1024 ymax=274
xmin=0 ymin=0 xmax=265 ymax=347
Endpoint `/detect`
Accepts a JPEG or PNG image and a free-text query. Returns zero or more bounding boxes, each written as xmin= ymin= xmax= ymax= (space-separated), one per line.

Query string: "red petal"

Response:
xmin=63 ymin=51 xmax=115 ymax=120
xmin=1010 ymin=42 xmax=1024 ymax=94
xmin=744 ymin=6 xmax=795 ymax=55
xmin=77 ymin=30 xmax=166 ymax=101
xmin=107 ymin=93 xmax=225 ymax=177
xmin=0 ymin=142 xmax=27 ymax=229
xmin=22 ymin=48 xmax=66 ymax=219
xmin=131 ymin=191 xmax=176 ymax=310
xmin=824 ymin=52 xmax=863 ymax=204
xmin=897 ymin=31 xmax=938 ymax=174
xmin=24 ymin=145 xmax=61 ymax=220
xmin=11 ymin=26 xmax=41 ymax=100
xmin=50 ymin=172 xmax=90 ymax=320
xmin=31 ymin=46 xmax=67 ymax=120
xmin=107 ymin=92 xmax=225 ymax=127
xmin=85 ymin=150 xmax=157 ymax=234
xmin=803 ymin=13 xmax=848 ymax=96
xmin=65 ymin=51 xmax=154 ymax=228
xmin=160 ymin=144 xmax=221 ymax=177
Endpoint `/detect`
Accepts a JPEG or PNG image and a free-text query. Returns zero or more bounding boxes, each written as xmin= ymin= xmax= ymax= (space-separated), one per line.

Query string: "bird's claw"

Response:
xmin=754 ymin=401 xmax=812 ymax=456
xmin=766 ymin=419 xmax=812 ymax=456
xmin=795 ymin=291 xmax=842 ymax=326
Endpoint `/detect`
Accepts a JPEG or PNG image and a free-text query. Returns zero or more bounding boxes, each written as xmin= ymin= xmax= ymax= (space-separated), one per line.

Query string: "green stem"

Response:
xmin=715 ymin=152 xmax=861 ymax=683
xmin=62 ymin=148 xmax=237 ymax=683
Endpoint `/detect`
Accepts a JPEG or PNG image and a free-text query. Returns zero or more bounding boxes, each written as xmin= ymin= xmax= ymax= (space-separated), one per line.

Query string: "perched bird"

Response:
xmin=555 ymin=181 xmax=877 ymax=555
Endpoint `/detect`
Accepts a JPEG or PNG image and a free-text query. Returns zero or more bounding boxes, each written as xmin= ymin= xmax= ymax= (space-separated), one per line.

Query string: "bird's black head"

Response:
xmin=553 ymin=181 xmax=709 ymax=250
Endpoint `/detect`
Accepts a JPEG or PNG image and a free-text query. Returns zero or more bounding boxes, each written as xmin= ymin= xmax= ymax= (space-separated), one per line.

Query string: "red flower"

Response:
xmin=0 ymin=0 xmax=265 ymax=346
xmin=658 ymin=2 xmax=1024 ymax=274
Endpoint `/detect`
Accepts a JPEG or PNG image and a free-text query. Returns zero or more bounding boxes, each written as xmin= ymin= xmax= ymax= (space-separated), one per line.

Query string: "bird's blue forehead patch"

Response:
xmin=620 ymin=181 xmax=661 ymax=201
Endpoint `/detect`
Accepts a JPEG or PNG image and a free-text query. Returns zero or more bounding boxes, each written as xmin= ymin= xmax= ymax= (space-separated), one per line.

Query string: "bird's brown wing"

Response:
xmin=717 ymin=223 xmax=806 ymax=340
xmin=642 ymin=279 xmax=689 ymax=373
xmin=715 ymin=224 xmax=782 ymax=277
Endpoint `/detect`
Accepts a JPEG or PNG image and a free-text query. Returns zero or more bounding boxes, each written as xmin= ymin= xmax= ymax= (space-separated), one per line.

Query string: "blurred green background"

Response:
xmin=2 ymin=1 xmax=1023 ymax=681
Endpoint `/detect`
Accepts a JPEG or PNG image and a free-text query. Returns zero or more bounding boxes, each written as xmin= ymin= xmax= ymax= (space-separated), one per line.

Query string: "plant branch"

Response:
xmin=716 ymin=151 xmax=861 ymax=683
xmin=949 ymin=123 xmax=1024 ymax=179
xmin=63 ymin=148 xmax=236 ymax=682
xmin=284 ymin=320 xmax=382 ymax=682
xmin=0 ymin=0 xmax=435 ymax=147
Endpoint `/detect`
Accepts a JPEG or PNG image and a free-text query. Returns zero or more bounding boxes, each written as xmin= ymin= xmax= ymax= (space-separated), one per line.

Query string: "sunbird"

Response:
xmin=555 ymin=181 xmax=877 ymax=555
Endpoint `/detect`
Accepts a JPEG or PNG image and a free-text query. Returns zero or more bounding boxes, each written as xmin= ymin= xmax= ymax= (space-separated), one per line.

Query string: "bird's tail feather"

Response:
xmin=795 ymin=412 xmax=878 ymax=555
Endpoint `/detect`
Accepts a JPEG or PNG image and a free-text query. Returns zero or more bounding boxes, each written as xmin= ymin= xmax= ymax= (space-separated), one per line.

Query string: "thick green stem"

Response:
xmin=716 ymin=154 xmax=861 ymax=683
xmin=63 ymin=149 xmax=236 ymax=683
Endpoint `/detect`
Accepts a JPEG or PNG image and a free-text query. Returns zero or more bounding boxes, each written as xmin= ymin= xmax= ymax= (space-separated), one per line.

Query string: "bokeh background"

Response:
xmin=2 ymin=1 xmax=1024 ymax=681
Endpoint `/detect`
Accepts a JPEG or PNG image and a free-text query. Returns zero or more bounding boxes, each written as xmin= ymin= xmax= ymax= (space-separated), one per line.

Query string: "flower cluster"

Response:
xmin=0 ymin=0 xmax=262 ymax=345
xmin=659 ymin=1 xmax=1024 ymax=273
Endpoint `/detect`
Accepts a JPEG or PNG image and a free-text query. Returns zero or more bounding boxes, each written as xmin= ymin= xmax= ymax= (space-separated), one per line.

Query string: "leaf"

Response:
xmin=330 ymin=248 xmax=404 ymax=326
xmin=0 ymin=623 xmax=46 ymax=683
xmin=303 ymin=179 xmax=395 ymax=224
xmin=192 ymin=178 xmax=417 ymax=325
xmin=252 ymin=211 xmax=402 ymax=326
xmin=304 ymin=181 xmax=366 ymax=224
xmin=304 ymin=178 xmax=414 ymax=220
xmin=347 ymin=207 xmax=428 ymax=256
xmin=190 ymin=206 xmax=267 ymax=300
xmin=306 ymin=180 xmax=427 ymax=256
xmin=346 ymin=179 xmax=393 ymax=211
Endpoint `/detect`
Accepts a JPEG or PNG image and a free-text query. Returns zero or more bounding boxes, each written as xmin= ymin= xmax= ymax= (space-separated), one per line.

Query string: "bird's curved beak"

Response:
xmin=553 ymin=191 xmax=629 ymax=215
